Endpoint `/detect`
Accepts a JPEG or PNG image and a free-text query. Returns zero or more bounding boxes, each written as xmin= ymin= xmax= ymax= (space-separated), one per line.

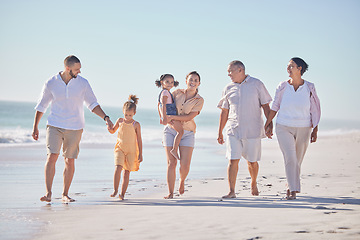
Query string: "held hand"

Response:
xmin=32 ymin=128 xmax=39 ymax=141
xmin=265 ymin=121 xmax=273 ymax=139
xmin=106 ymin=119 xmax=114 ymax=131
xmin=217 ymin=132 xmax=225 ymax=145
xmin=310 ymin=130 xmax=318 ymax=143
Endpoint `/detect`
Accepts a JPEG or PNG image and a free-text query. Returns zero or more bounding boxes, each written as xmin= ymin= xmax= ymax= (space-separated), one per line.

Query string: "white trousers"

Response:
xmin=276 ymin=124 xmax=312 ymax=192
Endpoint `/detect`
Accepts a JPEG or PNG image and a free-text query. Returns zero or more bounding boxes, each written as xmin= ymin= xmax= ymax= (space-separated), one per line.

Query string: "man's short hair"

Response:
xmin=229 ymin=60 xmax=245 ymax=71
xmin=64 ymin=55 xmax=81 ymax=67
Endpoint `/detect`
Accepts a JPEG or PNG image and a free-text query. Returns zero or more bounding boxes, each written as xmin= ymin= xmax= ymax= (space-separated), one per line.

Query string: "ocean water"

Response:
xmin=0 ymin=100 xmax=220 ymax=145
xmin=1 ymin=100 xmax=359 ymax=146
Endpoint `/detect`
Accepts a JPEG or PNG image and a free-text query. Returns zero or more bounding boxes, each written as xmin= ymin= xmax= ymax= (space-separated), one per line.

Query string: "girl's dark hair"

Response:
xmin=155 ymin=74 xmax=179 ymax=88
xmin=123 ymin=95 xmax=138 ymax=112
xmin=186 ymin=71 xmax=201 ymax=82
xmin=291 ymin=57 xmax=309 ymax=76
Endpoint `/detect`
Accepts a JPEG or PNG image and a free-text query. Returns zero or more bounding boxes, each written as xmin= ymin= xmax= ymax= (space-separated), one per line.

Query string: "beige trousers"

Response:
xmin=276 ymin=124 xmax=312 ymax=192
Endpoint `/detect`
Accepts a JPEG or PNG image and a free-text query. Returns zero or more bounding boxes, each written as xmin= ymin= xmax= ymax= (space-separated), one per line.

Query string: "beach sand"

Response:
xmin=1 ymin=133 xmax=360 ymax=240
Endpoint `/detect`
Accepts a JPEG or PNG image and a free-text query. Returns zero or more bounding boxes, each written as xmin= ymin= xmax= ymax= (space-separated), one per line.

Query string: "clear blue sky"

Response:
xmin=1 ymin=0 xmax=359 ymax=120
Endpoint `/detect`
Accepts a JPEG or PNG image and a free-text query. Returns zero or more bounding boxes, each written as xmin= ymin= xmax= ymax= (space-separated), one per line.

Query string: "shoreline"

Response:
xmin=1 ymin=133 xmax=360 ymax=239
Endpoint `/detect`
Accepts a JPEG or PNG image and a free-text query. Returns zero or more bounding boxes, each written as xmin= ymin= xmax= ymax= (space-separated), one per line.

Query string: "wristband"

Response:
xmin=104 ymin=115 xmax=110 ymax=121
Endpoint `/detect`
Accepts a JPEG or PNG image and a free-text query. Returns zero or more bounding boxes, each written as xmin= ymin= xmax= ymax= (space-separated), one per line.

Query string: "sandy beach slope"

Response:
xmin=26 ymin=133 xmax=360 ymax=239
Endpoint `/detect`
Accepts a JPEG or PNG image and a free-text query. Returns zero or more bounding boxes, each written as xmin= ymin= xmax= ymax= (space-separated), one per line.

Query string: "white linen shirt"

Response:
xmin=217 ymin=75 xmax=272 ymax=139
xmin=35 ymin=73 xmax=99 ymax=130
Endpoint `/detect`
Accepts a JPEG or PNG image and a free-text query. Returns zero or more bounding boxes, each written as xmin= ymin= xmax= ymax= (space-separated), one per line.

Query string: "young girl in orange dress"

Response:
xmin=108 ymin=95 xmax=143 ymax=200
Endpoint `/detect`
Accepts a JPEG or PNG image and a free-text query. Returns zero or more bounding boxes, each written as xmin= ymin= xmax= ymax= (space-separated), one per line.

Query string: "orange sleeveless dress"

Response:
xmin=114 ymin=120 xmax=140 ymax=171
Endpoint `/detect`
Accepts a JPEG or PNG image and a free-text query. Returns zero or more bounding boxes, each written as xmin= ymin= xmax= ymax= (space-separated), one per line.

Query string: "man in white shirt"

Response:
xmin=217 ymin=60 xmax=272 ymax=198
xmin=32 ymin=55 xmax=113 ymax=203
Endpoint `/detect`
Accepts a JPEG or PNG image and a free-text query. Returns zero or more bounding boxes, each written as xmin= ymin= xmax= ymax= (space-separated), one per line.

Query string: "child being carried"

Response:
xmin=156 ymin=74 xmax=183 ymax=160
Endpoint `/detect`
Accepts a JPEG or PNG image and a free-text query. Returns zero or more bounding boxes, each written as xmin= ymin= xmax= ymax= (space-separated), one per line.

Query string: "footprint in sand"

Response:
xmin=338 ymin=227 xmax=350 ymax=230
xmin=324 ymin=211 xmax=337 ymax=214
xmin=314 ymin=206 xmax=329 ymax=209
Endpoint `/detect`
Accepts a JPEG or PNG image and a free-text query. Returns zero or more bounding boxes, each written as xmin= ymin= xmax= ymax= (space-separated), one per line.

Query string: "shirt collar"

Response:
xmin=233 ymin=75 xmax=251 ymax=86
xmin=179 ymin=89 xmax=201 ymax=99
xmin=244 ymin=75 xmax=251 ymax=82
xmin=57 ymin=71 xmax=79 ymax=83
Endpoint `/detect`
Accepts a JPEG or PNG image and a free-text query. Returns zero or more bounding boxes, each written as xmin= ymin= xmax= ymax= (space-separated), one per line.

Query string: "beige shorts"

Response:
xmin=46 ymin=125 xmax=83 ymax=159
xmin=226 ymin=135 xmax=261 ymax=162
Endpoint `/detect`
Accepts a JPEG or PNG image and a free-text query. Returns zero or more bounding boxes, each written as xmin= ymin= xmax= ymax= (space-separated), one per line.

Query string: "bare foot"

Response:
xmin=164 ymin=193 xmax=174 ymax=199
xmin=179 ymin=181 xmax=185 ymax=195
xmin=62 ymin=195 xmax=75 ymax=203
xmin=119 ymin=194 xmax=125 ymax=200
xmin=40 ymin=194 xmax=51 ymax=202
xmin=110 ymin=191 xmax=118 ymax=197
xmin=251 ymin=184 xmax=259 ymax=196
xmin=286 ymin=190 xmax=296 ymax=200
xmin=286 ymin=189 xmax=290 ymax=198
xmin=222 ymin=192 xmax=236 ymax=199
xmin=170 ymin=149 xmax=180 ymax=160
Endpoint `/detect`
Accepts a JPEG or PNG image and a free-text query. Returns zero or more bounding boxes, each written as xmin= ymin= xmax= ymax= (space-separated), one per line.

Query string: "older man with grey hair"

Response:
xmin=217 ymin=60 xmax=272 ymax=198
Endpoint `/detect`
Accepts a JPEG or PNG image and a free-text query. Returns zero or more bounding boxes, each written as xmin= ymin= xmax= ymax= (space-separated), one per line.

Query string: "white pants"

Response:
xmin=276 ymin=124 xmax=312 ymax=192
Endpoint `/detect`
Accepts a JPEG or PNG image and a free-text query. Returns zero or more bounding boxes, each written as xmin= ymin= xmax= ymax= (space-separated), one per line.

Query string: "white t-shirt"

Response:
xmin=35 ymin=73 xmax=99 ymax=130
xmin=276 ymin=82 xmax=311 ymax=127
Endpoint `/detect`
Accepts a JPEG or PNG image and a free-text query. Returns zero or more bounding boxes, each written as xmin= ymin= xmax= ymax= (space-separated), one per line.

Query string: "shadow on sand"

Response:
xmin=92 ymin=195 xmax=360 ymax=211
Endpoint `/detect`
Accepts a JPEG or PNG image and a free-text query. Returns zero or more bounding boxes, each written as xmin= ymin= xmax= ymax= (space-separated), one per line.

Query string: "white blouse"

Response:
xmin=276 ymin=82 xmax=312 ymax=128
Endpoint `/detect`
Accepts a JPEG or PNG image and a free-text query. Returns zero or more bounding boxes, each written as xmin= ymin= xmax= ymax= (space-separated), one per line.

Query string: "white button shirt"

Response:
xmin=35 ymin=73 xmax=99 ymax=130
xmin=217 ymin=75 xmax=272 ymax=139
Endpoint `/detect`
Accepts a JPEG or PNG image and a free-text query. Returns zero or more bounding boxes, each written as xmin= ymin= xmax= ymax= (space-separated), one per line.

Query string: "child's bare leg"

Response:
xmin=120 ymin=170 xmax=130 ymax=200
xmin=111 ymin=165 xmax=122 ymax=197
xmin=170 ymin=120 xmax=183 ymax=160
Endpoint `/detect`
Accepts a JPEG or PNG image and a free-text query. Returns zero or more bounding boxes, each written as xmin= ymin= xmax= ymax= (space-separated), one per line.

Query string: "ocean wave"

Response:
xmin=0 ymin=126 xmax=165 ymax=146
xmin=0 ymin=127 xmax=40 ymax=144
xmin=1 ymin=126 xmax=359 ymax=146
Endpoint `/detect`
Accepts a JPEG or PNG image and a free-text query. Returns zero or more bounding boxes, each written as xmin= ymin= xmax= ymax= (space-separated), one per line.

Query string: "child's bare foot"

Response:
xmin=222 ymin=192 xmax=236 ymax=199
xmin=40 ymin=193 xmax=52 ymax=202
xmin=164 ymin=193 xmax=174 ymax=199
xmin=170 ymin=149 xmax=180 ymax=160
xmin=119 ymin=194 xmax=125 ymax=200
xmin=179 ymin=180 xmax=185 ymax=195
xmin=110 ymin=191 xmax=118 ymax=197
xmin=251 ymin=183 xmax=259 ymax=196
xmin=62 ymin=195 xmax=75 ymax=203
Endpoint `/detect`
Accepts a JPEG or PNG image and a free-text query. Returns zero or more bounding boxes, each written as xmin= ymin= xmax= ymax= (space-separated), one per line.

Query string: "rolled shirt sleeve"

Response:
xmin=217 ymin=89 xmax=230 ymax=109
xmin=191 ymin=97 xmax=204 ymax=113
xmin=35 ymin=81 xmax=53 ymax=113
xmin=84 ymin=80 xmax=99 ymax=111
xmin=271 ymin=81 xmax=287 ymax=112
